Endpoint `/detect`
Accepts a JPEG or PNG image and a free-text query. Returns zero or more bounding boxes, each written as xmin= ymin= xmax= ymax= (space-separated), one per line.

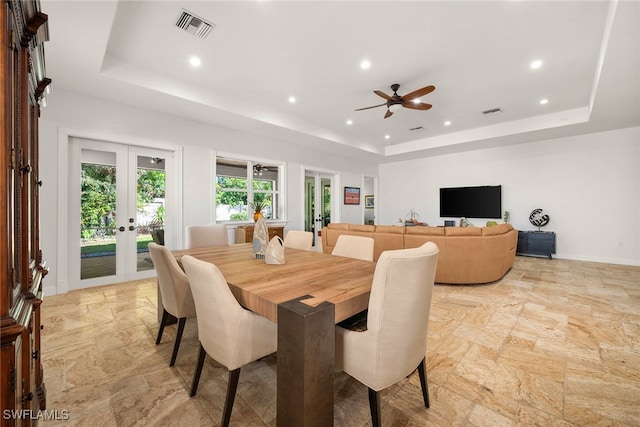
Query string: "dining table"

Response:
xmin=172 ymin=243 xmax=376 ymax=426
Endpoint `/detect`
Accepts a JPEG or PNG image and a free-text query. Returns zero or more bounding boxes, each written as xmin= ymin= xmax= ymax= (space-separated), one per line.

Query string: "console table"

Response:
xmin=517 ymin=231 xmax=556 ymax=259
xmin=235 ymin=225 xmax=284 ymax=243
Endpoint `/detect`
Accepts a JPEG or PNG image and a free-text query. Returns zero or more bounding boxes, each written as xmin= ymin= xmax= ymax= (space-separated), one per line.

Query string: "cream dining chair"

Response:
xmin=181 ymin=255 xmax=278 ymax=427
xmin=148 ymin=242 xmax=196 ymax=367
xmin=184 ymin=224 xmax=229 ymax=249
xmin=283 ymin=230 xmax=314 ymax=251
xmin=331 ymin=235 xmax=375 ymax=261
xmin=335 ymin=242 xmax=439 ymax=427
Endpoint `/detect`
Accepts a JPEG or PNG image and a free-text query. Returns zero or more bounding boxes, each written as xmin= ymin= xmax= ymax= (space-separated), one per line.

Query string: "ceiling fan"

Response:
xmin=253 ymin=164 xmax=269 ymax=176
xmin=355 ymin=83 xmax=435 ymax=118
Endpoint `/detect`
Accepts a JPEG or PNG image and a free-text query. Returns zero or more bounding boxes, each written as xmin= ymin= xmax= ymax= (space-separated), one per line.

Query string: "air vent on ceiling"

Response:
xmin=482 ymin=107 xmax=502 ymax=115
xmin=409 ymin=126 xmax=424 ymax=131
xmin=175 ymin=9 xmax=215 ymax=39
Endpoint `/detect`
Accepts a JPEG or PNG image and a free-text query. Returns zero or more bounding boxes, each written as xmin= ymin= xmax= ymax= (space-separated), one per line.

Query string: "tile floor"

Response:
xmin=40 ymin=256 xmax=640 ymax=426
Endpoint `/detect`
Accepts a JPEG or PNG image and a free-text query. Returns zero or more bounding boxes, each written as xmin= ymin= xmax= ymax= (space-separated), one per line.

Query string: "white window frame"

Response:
xmin=214 ymin=155 xmax=285 ymax=224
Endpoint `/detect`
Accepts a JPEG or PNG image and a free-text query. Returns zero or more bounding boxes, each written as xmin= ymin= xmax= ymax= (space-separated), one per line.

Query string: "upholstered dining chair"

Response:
xmin=181 ymin=255 xmax=278 ymax=427
xmin=148 ymin=242 xmax=196 ymax=367
xmin=283 ymin=230 xmax=314 ymax=251
xmin=331 ymin=235 xmax=375 ymax=261
xmin=184 ymin=224 xmax=229 ymax=249
xmin=335 ymin=242 xmax=439 ymax=427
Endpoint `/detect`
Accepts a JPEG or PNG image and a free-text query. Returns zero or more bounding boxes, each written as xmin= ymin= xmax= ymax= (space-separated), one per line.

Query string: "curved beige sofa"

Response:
xmin=322 ymin=223 xmax=517 ymax=285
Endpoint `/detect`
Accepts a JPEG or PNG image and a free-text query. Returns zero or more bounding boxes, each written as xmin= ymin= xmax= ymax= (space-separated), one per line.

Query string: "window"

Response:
xmin=215 ymin=157 xmax=281 ymax=221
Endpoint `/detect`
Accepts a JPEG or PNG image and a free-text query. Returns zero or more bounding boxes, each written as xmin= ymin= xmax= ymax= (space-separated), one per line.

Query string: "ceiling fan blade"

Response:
xmin=384 ymin=109 xmax=393 ymax=119
xmin=355 ymin=102 xmax=387 ymax=111
xmin=403 ymin=102 xmax=432 ymax=111
xmin=401 ymin=85 xmax=436 ymax=102
xmin=374 ymin=90 xmax=393 ymax=100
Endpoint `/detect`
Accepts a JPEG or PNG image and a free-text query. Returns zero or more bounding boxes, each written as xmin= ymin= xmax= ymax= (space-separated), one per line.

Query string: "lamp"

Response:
xmin=388 ymin=102 xmax=403 ymax=113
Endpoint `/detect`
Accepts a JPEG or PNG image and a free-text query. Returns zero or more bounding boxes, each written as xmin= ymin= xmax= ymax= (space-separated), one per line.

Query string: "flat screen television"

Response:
xmin=439 ymin=185 xmax=502 ymax=219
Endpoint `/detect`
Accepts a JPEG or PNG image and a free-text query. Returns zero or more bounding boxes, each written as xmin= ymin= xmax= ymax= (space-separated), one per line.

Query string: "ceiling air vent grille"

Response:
xmin=482 ymin=107 xmax=502 ymax=115
xmin=175 ymin=9 xmax=215 ymax=39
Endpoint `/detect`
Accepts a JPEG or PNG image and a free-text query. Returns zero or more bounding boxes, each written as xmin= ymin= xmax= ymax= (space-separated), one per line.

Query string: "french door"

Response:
xmin=304 ymin=171 xmax=333 ymax=249
xmin=68 ymin=139 xmax=173 ymax=289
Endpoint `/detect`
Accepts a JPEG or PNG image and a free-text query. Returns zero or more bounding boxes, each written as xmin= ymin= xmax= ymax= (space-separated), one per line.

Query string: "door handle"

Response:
xmin=129 ymin=225 xmax=136 ymax=231
xmin=118 ymin=226 xmax=126 ymax=232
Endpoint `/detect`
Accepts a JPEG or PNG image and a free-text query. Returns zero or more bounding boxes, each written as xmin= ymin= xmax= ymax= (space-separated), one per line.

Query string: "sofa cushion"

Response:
xmin=374 ymin=225 xmax=406 ymax=234
xmin=350 ymin=224 xmax=376 ymax=232
xmin=405 ymin=226 xmax=445 ymax=236
xmin=372 ymin=233 xmax=405 ymax=260
xmin=445 ymin=227 xmax=482 ymax=236
xmin=327 ymin=223 xmax=350 ymax=230
xmin=482 ymin=223 xmax=512 ymax=236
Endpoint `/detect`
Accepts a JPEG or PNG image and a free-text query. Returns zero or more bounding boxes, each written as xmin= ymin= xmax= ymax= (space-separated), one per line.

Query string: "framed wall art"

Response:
xmin=344 ymin=187 xmax=360 ymax=205
xmin=364 ymin=195 xmax=374 ymax=209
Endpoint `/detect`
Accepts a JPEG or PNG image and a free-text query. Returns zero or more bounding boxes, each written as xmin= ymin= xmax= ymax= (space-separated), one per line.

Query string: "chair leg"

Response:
xmin=368 ymin=388 xmax=382 ymax=427
xmin=156 ymin=308 xmax=169 ymax=345
xmin=190 ymin=344 xmax=207 ymax=397
xmin=417 ymin=357 xmax=430 ymax=408
xmin=221 ymin=368 xmax=241 ymax=427
xmin=169 ymin=317 xmax=187 ymax=367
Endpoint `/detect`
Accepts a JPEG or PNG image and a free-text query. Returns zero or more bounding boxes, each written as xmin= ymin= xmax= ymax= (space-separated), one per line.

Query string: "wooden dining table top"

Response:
xmin=173 ymin=243 xmax=376 ymax=323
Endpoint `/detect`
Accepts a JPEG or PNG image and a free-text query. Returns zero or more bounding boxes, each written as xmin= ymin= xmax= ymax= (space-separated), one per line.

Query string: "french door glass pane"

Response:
xmin=80 ymin=160 xmax=117 ymax=280
xmin=136 ymin=155 xmax=166 ymax=273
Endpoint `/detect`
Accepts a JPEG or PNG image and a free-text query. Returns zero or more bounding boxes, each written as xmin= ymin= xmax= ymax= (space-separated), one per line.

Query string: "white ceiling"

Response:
xmin=41 ymin=0 xmax=639 ymax=162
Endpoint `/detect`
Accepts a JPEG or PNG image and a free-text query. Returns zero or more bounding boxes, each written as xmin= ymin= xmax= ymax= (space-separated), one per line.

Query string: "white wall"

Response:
xmin=340 ymin=171 xmax=365 ymax=224
xmin=379 ymin=126 xmax=640 ymax=266
xmin=39 ymin=89 xmax=378 ymax=294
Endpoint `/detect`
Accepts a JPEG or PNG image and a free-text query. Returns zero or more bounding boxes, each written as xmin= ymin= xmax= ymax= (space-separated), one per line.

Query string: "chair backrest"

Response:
xmin=364 ymin=242 xmax=439 ymax=389
xmin=182 ymin=255 xmax=277 ymax=370
xmin=283 ymin=230 xmax=314 ymax=251
xmin=184 ymin=224 xmax=229 ymax=249
xmin=331 ymin=235 xmax=374 ymax=261
xmin=148 ymin=242 xmax=196 ymax=318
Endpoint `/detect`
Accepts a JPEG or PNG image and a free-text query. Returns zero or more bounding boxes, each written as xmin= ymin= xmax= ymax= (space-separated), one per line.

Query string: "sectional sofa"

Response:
xmin=321 ymin=223 xmax=517 ymax=284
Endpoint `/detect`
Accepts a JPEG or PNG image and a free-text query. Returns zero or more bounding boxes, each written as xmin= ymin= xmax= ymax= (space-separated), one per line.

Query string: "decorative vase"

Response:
xmin=253 ymin=211 xmax=263 ymax=222
xmin=265 ymin=236 xmax=286 ymax=265
xmin=253 ymin=217 xmax=269 ymax=259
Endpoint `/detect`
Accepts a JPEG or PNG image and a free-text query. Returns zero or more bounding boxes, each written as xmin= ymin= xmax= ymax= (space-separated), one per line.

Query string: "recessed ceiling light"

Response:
xmin=530 ymin=59 xmax=542 ymax=69
xmin=412 ymin=98 xmax=421 ymax=104
xmin=444 ymin=121 xmax=452 ymax=126
xmin=360 ymin=60 xmax=371 ymax=70
xmin=539 ymin=98 xmax=549 ymax=105
xmin=288 ymin=96 xmax=296 ymax=104
xmin=189 ymin=56 xmax=201 ymax=67
xmin=384 ymin=134 xmax=390 ymax=140
xmin=346 ymin=119 xmax=353 ymax=125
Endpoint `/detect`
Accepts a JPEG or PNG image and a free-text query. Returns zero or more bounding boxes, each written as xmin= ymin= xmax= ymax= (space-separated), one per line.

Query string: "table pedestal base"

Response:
xmin=277 ymin=296 xmax=335 ymax=426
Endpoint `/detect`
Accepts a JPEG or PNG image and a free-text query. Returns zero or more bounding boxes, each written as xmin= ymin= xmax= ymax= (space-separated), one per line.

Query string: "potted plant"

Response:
xmin=150 ymin=205 xmax=165 ymax=245
xmin=250 ymin=199 xmax=268 ymax=222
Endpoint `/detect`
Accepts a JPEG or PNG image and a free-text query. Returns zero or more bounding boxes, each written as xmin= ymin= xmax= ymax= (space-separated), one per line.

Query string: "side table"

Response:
xmin=517 ymin=230 xmax=556 ymax=259
xmin=235 ymin=225 xmax=284 ymax=243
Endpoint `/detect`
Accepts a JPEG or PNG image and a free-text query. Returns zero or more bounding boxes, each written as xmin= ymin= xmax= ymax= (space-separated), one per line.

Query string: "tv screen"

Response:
xmin=439 ymin=185 xmax=502 ymax=219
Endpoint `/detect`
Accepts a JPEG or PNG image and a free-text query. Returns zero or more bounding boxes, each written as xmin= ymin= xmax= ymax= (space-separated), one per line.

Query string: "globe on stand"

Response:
xmin=529 ymin=209 xmax=550 ymax=232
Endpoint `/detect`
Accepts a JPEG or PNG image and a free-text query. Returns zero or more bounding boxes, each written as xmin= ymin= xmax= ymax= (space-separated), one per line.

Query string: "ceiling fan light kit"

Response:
xmin=388 ymin=103 xmax=403 ymax=113
xmin=356 ymin=83 xmax=435 ymax=118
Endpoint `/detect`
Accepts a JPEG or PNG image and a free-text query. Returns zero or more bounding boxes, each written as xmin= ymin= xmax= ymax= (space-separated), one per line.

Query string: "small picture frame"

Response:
xmin=344 ymin=187 xmax=360 ymax=205
xmin=364 ymin=195 xmax=374 ymax=209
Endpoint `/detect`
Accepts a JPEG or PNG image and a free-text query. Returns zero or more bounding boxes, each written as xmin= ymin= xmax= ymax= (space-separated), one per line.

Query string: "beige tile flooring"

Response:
xmin=40 ymin=256 xmax=640 ymax=426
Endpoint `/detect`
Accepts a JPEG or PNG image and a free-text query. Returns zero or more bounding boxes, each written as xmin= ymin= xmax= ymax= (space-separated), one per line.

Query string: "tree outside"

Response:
xmin=216 ymin=176 xmax=274 ymax=220
xmin=80 ymin=164 xmax=165 ymax=255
